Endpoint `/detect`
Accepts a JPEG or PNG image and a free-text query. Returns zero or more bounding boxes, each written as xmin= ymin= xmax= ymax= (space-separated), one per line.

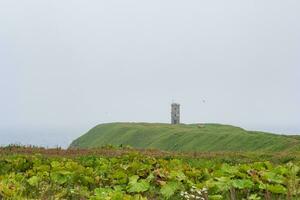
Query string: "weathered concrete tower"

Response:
xmin=171 ymin=103 xmax=180 ymax=124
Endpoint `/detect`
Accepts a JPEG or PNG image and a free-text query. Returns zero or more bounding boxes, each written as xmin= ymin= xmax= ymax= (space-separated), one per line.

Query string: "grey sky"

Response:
xmin=1 ymin=0 xmax=299 ymax=148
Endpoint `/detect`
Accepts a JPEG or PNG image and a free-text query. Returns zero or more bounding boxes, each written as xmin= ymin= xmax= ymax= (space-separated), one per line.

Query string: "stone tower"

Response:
xmin=171 ymin=103 xmax=180 ymax=124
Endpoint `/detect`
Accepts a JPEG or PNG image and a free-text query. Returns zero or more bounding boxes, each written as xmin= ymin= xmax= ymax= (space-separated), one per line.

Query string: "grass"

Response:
xmin=2 ymin=145 xmax=300 ymax=164
xmin=69 ymin=122 xmax=300 ymax=152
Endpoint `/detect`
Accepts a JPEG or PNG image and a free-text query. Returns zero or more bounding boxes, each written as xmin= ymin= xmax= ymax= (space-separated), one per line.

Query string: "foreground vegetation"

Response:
xmin=70 ymin=123 xmax=300 ymax=152
xmin=1 ymin=146 xmax=300 ymax=199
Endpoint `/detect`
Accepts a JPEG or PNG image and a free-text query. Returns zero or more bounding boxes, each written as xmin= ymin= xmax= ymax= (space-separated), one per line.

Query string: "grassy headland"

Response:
xmin=70 ymin=123 xmax=300 ymax=152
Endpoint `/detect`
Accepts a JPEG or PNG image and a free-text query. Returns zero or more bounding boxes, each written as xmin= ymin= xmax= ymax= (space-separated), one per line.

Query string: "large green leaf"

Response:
xmin=127 ymin=175 xmax=150 ymax=193
xmin=214 ymin=177 xmax=231 ymax=191
xmin=267 ymin=184 xmax=287 ymax=194
xmin=27 ymin=176 xmax=39 ymax=186
xmin=231 ymin=179 xmax=254 ymax=189
xmin=262 ymin=171 xmax=284 ymax=184
xmin=160 ymin=181 xmax=180 ymax=199
xmin=169 ymin=170 xmax=186 ymax=181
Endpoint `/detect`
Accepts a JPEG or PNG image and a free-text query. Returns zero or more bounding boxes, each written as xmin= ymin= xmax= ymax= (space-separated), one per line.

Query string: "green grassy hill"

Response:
xmin=69 ymin=123 xmax=300 ymax=152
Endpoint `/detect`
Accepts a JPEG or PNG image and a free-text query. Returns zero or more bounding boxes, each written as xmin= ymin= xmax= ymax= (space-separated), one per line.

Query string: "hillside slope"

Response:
xmin=70 ymin=123 xmax=300 ymax=152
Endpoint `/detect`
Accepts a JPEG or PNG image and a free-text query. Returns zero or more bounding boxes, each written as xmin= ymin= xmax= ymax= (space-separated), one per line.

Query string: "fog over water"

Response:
xmin=1 ymin=0 xmax=300 ymax=148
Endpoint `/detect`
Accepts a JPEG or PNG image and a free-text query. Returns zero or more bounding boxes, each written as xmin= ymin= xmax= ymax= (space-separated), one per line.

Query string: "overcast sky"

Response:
xmin=1 ymin=0 xmax=299 ymax=148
